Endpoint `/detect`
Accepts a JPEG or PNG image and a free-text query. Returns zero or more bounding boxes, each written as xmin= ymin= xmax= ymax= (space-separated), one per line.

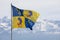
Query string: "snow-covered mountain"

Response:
xmin=0 ymin=16 xmax=60 ymax=34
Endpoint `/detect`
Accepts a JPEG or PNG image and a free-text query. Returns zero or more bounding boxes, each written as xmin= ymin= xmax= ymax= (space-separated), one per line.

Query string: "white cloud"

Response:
xmin=45 ymin=32 xmax=60 ymax=34
xmin=0 ymin=23 xmax=8 ymax=27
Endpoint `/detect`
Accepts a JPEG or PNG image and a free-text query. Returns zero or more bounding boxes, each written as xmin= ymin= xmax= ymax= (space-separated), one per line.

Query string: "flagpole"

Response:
xmin=11 ymin=4 xmax=13 ymax=40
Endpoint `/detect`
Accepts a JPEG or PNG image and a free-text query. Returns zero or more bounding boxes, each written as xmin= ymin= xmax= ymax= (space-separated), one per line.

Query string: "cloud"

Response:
xmin=45 ymin=32 xmax=60 ymax=34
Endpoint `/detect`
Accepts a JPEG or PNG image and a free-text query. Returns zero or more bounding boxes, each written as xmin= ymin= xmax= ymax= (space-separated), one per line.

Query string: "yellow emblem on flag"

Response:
xmin=12 ymin=16 xmax=26 ymax=28
xmin=23 ymin=10 xmax=40 ymax=22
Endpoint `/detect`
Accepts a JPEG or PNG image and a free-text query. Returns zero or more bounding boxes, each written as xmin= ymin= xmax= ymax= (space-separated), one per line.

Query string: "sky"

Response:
xmin=12 ymin=0 xmax=60 ymax=20
xmin=0 ymin=0 xmax=11 ymax=19
xmin=0 ymin=0 xmax=60 ymax=20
